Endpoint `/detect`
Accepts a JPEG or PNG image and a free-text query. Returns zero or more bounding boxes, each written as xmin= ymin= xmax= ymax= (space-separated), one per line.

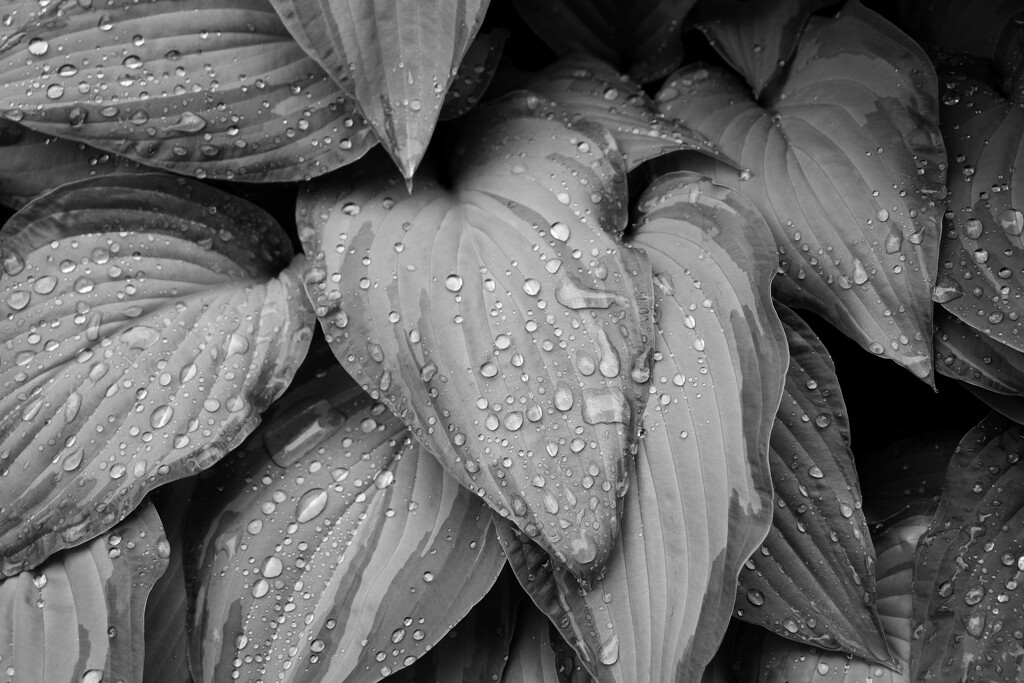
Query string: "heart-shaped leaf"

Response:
xmin=693 ymin=0 xmax=833 ymax=99
xmin=933 ymin=58 xmax=1024 ymax=353
xmin=910 ymin=413 xmax=1024 ymax=682
xmin=739 ymin=511 xmax=930 ymax=682
xmin=0 ymin=501 xmax=168 ymax=683
xmin=935 ymin=306 xmax=1024 ymax=394
xmin=736 ymin=304 xmax=891 ymax=665
xmin=498 ymin=170 xmax=787 ymax=681
xmin=524 ymin=55 xmax=723 ymax=171
xmin=268 ymin=0 xmax=489 ymax=179
xmin=893 ymin=0 xmax=1021 ymax=60
xmin=656 ymin=1 xmax=947 ymax=380
xmin=299 ymin=94 xmax=655 ymax=580
xmin=0 ymin=121 xmax=142 ymax=210
xmin=859 ymin=433 xmax=960 ymax=524
xmin=0 ymin=173 xmax=314 ymax=576
xmin=509 ymin=0 xmax=693 ymax=83
xmin=0 ymin=0 xmax=375 ymax=182
xmin=188 ymin=343 xmax=506 ymax=683
xmin=440 ymin=30 xmax=509 ymax=121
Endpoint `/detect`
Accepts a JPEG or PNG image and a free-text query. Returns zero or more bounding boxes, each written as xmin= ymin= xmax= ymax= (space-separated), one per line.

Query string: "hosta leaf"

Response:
xmin=0 ymin=501 xmax=168 ymax=683
xmin=268 ymin=0 xmax=489 ymax=179
xmin=501 ymin=603 xmax=594 ymax=683
xmin=859 ymin=433 xmax=959 ymax=524
xmin=893 ymin=0 xmax=1021 ymax=60
xmin=0 ymin=121 xmax=142 ymax=210
xmin=739 ymin=511 xmax=930 ymax=682
xmin=933 ymin=60 xmax=1024 ymax=353
xmin=656 ymin=1 xmax=946 ymax=380
xmin=144 ymin=481 xmax=197 ymax=683
xmin=0 ymin=174 xmax=313 ymax=576
xmin=996 ymin=13 xmax=1024 ymax=105
xmin=499 ymin=170 xmax=787 ymax=681
xmin=964 ymin=384 xmax=1024 ymax=425
xmin=509 ymin=0 xmax=693 ymax=83
xmin=383 ymin=569 xmax=521 ymax=683
xmin=736 ymin=304 xmax=891 ymax=665
xmin=439 ymin=30 xmax=508 ymax=121
xmin=299 ymin=94 xmax=654 ymax=580
xmin=524 ymin=55 xmax=722 ymax=171
xmin=935 ymin=307 xmax=1024 ymax=394
xmin=0 ymin=0 xmax=375 ymax=182
xmin=911 ymin=413 xmax=1024 ymax=681
xmin=188 ymin=344 xmax=506 ymax=683
xmin=693 ymin=0 xmax=832 ymax=99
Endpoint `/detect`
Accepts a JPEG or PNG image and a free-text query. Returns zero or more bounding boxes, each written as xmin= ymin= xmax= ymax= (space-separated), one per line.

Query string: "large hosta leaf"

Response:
xmin=510 ymin=0 xmax=693 ymax=83
xmin=268 ymin=0 xmax=489 ymax=179
xmin=0 ymin=121 xmax=142 ymax=210
xmin=439 ymin=30 xmax=508 ymax=122
xmin=524 ymin=55 xmax=722 ymax=171
xmin=739 ymin=511 xmax=930 ymax=682
xmin=299 ymin=94 xmax=655 ymax=579
xmin=910 ymin=413 xmax=1024 ymax=681
xmin=498 ymin=170 xmax=787 ymax=681
xmin=736 ymin=305 xmax=890 ymax=664
xmin=935 ymin=306 xmax=1024 ymax=394
xmin=0 ymin=174 xmax=313 ymax=576
xmin=0 ymin=501 xmax=167 ymax=683
xmin=0 ymin=0 xmax=375 ymax=182
xmin=933 ymin=58 xmax=1024 ymax=353
xmin=656 ymin=1 xmax=946 ymax=380
xmin=188 ymin=343 xmax=506 ymax=683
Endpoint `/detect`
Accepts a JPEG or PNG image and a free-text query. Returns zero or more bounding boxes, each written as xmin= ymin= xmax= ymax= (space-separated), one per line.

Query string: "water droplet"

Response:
xmin=150 ymin=405 xmax=174 ymax=429
xmin=581 ymin=388 xmax=629 ymax=425
xmin=82 ymin=670 xmax=104 ymax=683
xmin=550 ymin=222 xmax=570 ymax=241
xmin=964 ymin=585 xmax=984 ymax=605
xmin=504 ymin=411 xmax=524 ymax=431
xmin=391 ymin=627 xmax=406 ymax=643
xmin=523 ymin=279 xmax=540 ymax=296
xmin=296 ymin=488 xmax=328 ymax=523
xmin=480 ymin=362 xmax=498 ymax=378
xmin=555 ymin=279 xmax=622 ymax=310
xmin=121 ymin=325 xmax=160 ymax=350
xmin=444 ymin=274 xmax=463 ymax=292
xmin=852 ymin=260 xmax=868 ymax=285
xmin=964 ymin=218 xmax=984 ymax=239
xmin=251 ymin=578 xmax=270 ymax=598
xmin=262 ymin=556 xmax=283 ymax=578
xmin=999 ymin=209 xmax=1024 ymax=237
xmin=814 ymin=414 xmax=831 ymax=429
xmin=554 ymin=383 xmax=574 ymax=411
xmin=28 ymin=37 xmax=49 ymax=55
xmin=375 ymin=470 xmax=395 ymax=489
xmin=808 ymin=466 xmax=824 ymax=479
xmin=598 ymin=634 xmax=619 ymax=665
xmin=747 ymin=588 xmax=765 ymax=605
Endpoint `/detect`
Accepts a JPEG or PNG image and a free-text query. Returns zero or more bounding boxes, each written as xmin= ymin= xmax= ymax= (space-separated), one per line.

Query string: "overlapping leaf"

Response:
xmin=0 ymin=174 xmax=314 ymax=576
xmin=299 ymin=94 xmax=655 ymax=580
xmin=440 ymin=30 xmax=508 ymax=121
xmin=933 ymin=57 xmax=1024 ymax=353
xmin=893 ymin=0 xmax=1021 ymax=60
xmin=524 ymin=55 xmax=722 ymax=171
xmin=499 ymin=171 xmax=787 ymax=681
xmin=964 ymin=385 xmax=1024 ymax=426
xmin=935 ymin=307 xmax=1024 ymax=394
xmin=188 ymin=344 xmax=507 ymax=683
xmin=0 ymin=501 xmax=168 ymax=683
xmin=510 ymin=0 xmax=693 ymax=83
xmin=693 ymin=0 xmax=832 ymax=99
xmin=0 ymin=121 xmax=142 ymax=209
xmin=740 ymin=511 xmax=930 ymax=682
xmin=736 ymin=305 xmax=890 ymax=664
xmin=0 ymin=0 xmax=376 ymax=181
xmin=911 ymin=413 xmax=1024 ymax=682
xmin=269 ymin=0 xmax=489 ymax=179
xmin=657 ymin=1 xmax=946 ymax=380
xmin=501 ymin=603 xmax=594 ymax=683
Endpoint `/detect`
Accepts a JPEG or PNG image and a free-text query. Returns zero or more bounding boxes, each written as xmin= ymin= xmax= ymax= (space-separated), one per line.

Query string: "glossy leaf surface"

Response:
xmin=911 ymin=413 xmax=1024 ymax=682
xmin=934 ymin=60 xmax=1024 ymax=353
xmin=500 ymin=171 xmax=787 ymax=681
xmin=269 ymin=0 xmax=489 ymax=179
xmin=0 ymin=502 xmax=168 ymax=683
xmin=736 ymin=305 xmax=890 ymax=665
xmin=439 ymin=30 xmax=508 ymax=121
xmin=934 ymin=307 xmax=1024 ymax=395
xmin=657 ymin=1 xmax=946 ymax=380
xmin=740 ymin=511 xmax=930 ymax=682
xmin=0 ymin=174 xmax=314 ymax=576
xmin=510 ymin=0 xmax=693 ymax=83
xmin=189 ymin=345 xmax=506 ymax=683
xmin=525 ymin=55 xmax=722 ymax=171
xmin=299 ymin=95 xmax=655 ymax=580
xmin=0 ymin=0 xmax=375 ymax=181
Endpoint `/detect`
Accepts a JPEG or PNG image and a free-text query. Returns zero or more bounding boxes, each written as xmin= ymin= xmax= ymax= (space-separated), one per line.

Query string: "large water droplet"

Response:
xmin=581 ymin=388 xmax=629 ymax=425
xmin=262 ymin=556 xmax=283 ymax=578
xmin=296 ymin=488 xmax=328 ymax=523
xmin=554 ymin=383 xmax=574 ymax=411
xmin=121 ymin=325 xmax=159 ymax=350
xmin=555 ymin=279 xmax=623 ymax=310
xmin=150 ymin=404 xmax=174 ymax=429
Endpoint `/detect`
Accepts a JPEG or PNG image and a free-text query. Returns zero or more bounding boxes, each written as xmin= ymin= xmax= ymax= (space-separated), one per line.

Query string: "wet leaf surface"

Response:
xmin=269 ymin=0 xmax=489 ymax=179
xmin=524 ymin=55 xmax=722 ymax=171
xmin=656 ymin=1 xmax=946 ymax=380
xmin=934 ymin=306 xmax=1024 ymax=395
xmin=439 ymin=30 xmax=508 ymax=121
xmin=0 ymin=0 xmax=376 ymax=181
xmin=499 ymin=171 xmax=787 ymax=681
xmin=0 ymin=120 xmax=142 ymax=210
xmin=933 ymin=57 xmax=1024 ymax=354
xmin=299 ymin=94 xmax=654 ymax=580
xmin=188 ymin=343 xmax=506 ymax=683
xmin=739 ymin=511 xmax=930 ymax=682
xmin=509 ymin=0 xmax=693 ymax=83
xmin=0 ymin=501 xmax=167 ymax=683
xmin=0 ymin=174 xmax=314 ymax=576
xmin=736 ymin=305 xmax=891 ymax=665
xmin=500 ymin=602 xmax=594 ymax=683
xmin=911 ymin=413 xmax=1024 ymax=682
